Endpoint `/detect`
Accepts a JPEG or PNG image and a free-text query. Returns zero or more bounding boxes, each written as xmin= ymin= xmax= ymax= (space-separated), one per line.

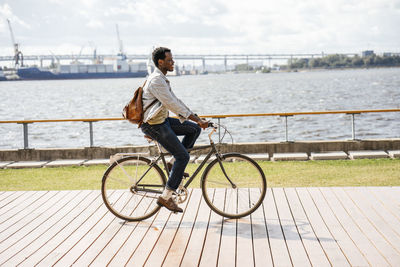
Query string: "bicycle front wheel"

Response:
xmin=101 ymin=156 xmax=166 ymax=221
xmin=201 ymin=153 xmax=267 ymax=219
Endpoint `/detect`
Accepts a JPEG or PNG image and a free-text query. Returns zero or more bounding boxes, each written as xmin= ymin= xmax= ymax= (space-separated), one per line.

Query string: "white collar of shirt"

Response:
xmin=154 ymin=67 xmax=170 ymax=84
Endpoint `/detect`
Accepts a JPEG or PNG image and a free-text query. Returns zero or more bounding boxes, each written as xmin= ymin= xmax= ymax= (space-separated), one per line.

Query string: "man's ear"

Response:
xmin=158 ymin=59 xmax=163 ymax=67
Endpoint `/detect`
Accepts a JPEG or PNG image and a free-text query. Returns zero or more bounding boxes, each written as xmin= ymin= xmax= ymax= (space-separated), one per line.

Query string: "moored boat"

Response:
xmin=14 ymin=58 xmax=148 ymax=81
xmin=0 ymin=68 xmax=7 ymax=81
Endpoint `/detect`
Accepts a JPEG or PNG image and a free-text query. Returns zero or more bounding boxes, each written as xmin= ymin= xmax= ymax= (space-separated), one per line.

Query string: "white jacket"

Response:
xmin=142 ymin=68 xmax=192 ymax=123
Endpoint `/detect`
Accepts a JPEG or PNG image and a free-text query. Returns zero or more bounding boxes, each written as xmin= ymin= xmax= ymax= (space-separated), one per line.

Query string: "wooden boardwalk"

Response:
xmin=0 ymin=187 xmax=399 ymax=266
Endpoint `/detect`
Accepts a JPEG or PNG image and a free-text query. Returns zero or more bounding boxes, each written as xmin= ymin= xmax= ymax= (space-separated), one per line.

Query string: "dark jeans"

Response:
xmin=140 ymin=117 xmax=201 ymax=190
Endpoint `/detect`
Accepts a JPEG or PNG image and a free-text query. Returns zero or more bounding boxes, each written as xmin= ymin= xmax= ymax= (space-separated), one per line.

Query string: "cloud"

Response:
xmin=86 ymin=19 xmax=103 ymax=29
xmin=0 ymin=3 xmax=31 ymax=31
xmin=0 ymin=0 xmax=399 ymax=56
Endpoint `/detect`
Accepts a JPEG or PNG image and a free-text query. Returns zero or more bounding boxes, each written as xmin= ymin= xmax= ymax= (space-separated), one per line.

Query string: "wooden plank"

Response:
xmin=143 ymin=190 xmax=194 ymax=266
xmin=0 ymin=191 xmax=16 ymax=205
xmin=198 ymin=188 xmax=224 ymax=267
xmin=308 ymin=187 xmax=369 ymax=266
xmin=343 ymin=187 xmax=400 ymax=265
xmin=0 ymin=190 xmax=91 ymax=266
xmin=0 ymin=191 xmax=24 ymax=208
xmin=0 ymin=190 xmax=78 ymax=259
xmin=320 ymin=187 xmax=389 ymax=266
xmin=369 ymin=187 xmax=400 ymax=223
xmin=15 ymin=190 xmax=98 ymax=266
xmin=65 ymin=190 xmax=131 ymax=264
xmin=54 ymin=191 xmax=135 ymax=266
xmin=331 ymin=187 xmax=395 ymax=266
xmin=179 ymin=191 xmax=213 ymax=267
xmin=71 ymin=191 xmax=154 ymax=265
xmin=1 ymin=187 xmax=399 ymax=266
xmin=284 ymin=188 xmax=330 ymax=267
xmin=120 ymin=205 xmax=172 ymax=266
xmin=158 ymin=189 xmax=202 ymax=266
xmin=382 ymin=187 xmax=400 ymax=207
xmin=274 ymin=187 xmax=311 ymax=266
xmin=19 ymin=191 xmax=104 ymax=266
xmin=264 ymin=187 xmax=292 ymax=266
xmin=38 ymin=191 xmax=124 ymax=266
xmin=88 ymin=217 xmax=141 ymax=266
xmin=0 ymin=191 xmax=61 ymax=240
xmin=296 ymin=187 xmax=350 ymax=266
xmin=217 ymin=189 xmax=237 ymax=267
xmin=85 ymin=189 xmax=161 ymax=265
xmin=236 ymin=215 xmax=255 ymax=267
xmin=236 ymin=188 xmax=259 ymax=267
xmin=105 ymin=204 xmax=162 ymax=266
xmin=249 ymin=188 xmax=274 ymax=267
xmin=0 ymin=191 xmax=36 ymax=217
xmin=0 ymin=190 xmax=48 ymax=225
xmin=352 ymin=187 xmax=400 ymax=243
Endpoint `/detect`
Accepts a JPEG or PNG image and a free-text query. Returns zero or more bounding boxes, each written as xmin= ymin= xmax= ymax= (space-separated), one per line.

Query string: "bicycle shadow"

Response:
xmin=200 ymin=217 xmax=335 ymax=242
xmin=120 ymin=214 xmax=335 ymax=243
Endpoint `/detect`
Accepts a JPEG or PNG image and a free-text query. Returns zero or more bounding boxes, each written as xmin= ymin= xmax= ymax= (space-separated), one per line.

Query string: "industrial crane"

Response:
xmin=115 ymin=24 xmax=126 ymax=59
xmin=6 ymin=19 xmax=24 ymax=67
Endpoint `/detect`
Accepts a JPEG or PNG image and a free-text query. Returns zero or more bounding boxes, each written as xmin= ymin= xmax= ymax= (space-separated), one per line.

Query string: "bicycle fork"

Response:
xmin=208 ymin=130 xmax=237 ymax=189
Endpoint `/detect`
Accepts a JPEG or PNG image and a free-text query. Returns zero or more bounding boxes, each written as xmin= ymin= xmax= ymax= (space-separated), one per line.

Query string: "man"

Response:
xmin=141 ymin=47 xmax=209 ymax=213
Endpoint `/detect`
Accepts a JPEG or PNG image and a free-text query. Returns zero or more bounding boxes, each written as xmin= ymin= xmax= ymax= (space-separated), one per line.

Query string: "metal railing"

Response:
xmin=0 ymin=109 xmax=399 ymax=149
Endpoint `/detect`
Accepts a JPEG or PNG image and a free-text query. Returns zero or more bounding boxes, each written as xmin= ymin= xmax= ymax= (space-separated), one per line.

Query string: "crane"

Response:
xmin=115 ymin=24 xmax=126 ymax=59
xmin=6 ymin=19 xmax=24 ymax=67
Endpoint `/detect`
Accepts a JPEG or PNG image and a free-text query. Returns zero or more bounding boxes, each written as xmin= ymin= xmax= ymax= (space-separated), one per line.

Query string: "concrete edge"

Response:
xmin=1 ymin=139 xmax=400 ymax=162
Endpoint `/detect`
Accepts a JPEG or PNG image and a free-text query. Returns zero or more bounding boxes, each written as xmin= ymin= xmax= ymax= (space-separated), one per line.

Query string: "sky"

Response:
xmin=0 ymin=0 xmax=399 ymax=57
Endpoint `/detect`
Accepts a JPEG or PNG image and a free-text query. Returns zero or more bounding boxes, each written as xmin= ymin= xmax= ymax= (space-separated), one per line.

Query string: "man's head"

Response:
xmin=152 ymin=47 xmax=174 ymax=73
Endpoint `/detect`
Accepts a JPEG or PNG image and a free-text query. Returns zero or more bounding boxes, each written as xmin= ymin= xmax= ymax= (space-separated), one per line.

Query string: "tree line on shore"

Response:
xmin=233 ymin=53 xmax=400 ymax=72
xmin=287 ymin=54 xmax=400 ymax=69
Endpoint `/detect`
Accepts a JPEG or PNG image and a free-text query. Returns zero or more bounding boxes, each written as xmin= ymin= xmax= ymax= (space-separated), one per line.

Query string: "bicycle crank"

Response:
xmin=174 ymin=187 xmax=189 ymax=204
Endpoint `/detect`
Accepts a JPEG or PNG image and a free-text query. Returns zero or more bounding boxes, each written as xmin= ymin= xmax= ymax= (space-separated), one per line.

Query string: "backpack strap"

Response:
xmin=143 ymin=99 xmax=158 ymax=113
xmin=142 ymin=79 xmax=158 ymax=113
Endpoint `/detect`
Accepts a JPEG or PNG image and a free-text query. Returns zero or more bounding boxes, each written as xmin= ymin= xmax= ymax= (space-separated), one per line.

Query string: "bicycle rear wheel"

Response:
xmin=201 ymin=153 xmax=267 ymax=219
xmin=101 ymin=156 xmax=166 ymax=221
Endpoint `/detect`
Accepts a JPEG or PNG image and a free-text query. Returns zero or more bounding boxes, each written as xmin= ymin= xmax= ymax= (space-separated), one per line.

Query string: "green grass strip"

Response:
xmin=0 ymin=158 xmax=399 ymax=191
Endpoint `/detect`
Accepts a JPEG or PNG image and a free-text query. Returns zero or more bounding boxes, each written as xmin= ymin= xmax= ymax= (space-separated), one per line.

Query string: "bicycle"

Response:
xmin=101 ymin=122 xmax=267 ymax=221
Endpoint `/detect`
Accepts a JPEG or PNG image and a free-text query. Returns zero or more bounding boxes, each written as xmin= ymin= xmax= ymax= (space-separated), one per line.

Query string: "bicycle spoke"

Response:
xmin=107 ymin=175 xmax=132 ymax=187
xmin=201 ymin=153 xmax=266 ymax=219
xmin=101 ymin=156 xmax=166 ymax=221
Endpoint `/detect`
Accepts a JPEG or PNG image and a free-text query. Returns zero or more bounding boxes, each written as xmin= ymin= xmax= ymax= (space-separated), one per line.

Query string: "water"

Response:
xmin=0 ymin=68 xmax=399 ymax=149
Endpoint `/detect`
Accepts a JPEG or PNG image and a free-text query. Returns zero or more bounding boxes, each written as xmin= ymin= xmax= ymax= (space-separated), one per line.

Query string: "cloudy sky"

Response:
xmin=0 ymin=0 xmax=399 ymax=57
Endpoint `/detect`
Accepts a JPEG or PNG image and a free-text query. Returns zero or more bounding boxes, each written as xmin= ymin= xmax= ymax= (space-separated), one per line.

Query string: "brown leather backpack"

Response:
xmin=122 ymin=81 xmax=157 ymax=127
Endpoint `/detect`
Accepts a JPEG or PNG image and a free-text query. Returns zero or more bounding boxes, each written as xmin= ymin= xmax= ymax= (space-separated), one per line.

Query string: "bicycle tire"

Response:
xmin=101 ymin=156 xmax=167 ymax=221
xmin=201 ymin=153 xmax=267 ymax=219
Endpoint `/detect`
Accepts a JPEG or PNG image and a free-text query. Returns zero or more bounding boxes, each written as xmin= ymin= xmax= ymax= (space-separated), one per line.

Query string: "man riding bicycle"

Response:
xmin=140 ymin=47 xmax=209 ymax=213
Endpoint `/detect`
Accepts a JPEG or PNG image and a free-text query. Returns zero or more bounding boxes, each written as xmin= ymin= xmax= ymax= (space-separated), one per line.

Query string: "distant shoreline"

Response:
xmin=218 ymin=65 xmax=400 ymax=75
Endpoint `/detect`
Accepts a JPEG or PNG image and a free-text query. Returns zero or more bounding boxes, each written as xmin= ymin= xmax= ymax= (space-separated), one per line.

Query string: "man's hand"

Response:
xmin=189 ymin=114 xmax=209 ymax=129
xmin=197 ymin=118 xmax=209 ymax=129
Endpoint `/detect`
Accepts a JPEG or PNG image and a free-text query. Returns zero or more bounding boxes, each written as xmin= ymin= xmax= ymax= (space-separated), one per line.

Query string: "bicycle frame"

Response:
xmin=132 ymin=126 xmax=231 ymax=193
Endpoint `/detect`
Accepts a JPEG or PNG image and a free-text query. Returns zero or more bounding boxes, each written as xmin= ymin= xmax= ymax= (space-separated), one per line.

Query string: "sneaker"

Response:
xmin=157 ymin=196 xmax=183 ymax=213
xmin=167 ymin=162 xmax=189 ymax=178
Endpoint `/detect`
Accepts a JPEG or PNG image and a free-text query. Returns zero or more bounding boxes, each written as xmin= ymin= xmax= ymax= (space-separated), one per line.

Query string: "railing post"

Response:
xmin=280 ymin=115 xmax=292 ymax=142
xmin=351 ymin=114 xmax=356 ymax=140
xmin=285 ymin=116 xmax=289 ymax=142
xmin=17 ymin=122 xmax=31 ymax=149
xmin=88 ymin=121 xmax=94 ymax=147
xmin=22 ymin=123 xmax=29 ymax=149
xmin=347 ymin=113 xmax=360 ymax=140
